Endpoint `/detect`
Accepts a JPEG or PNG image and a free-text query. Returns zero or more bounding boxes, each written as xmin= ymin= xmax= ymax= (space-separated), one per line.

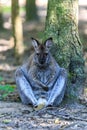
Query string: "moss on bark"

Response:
xmin=44 ymin=0 xmax=85 ymax=99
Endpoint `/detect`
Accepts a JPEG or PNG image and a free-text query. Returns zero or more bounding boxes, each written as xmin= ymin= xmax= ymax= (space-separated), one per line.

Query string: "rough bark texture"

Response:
xmin=44 ymin=0 xmax=85 ymax=99
xmin=25 ymin=0 xmax=38 ymax=21
xmin=11 ymin=0 xmax=24 ymax=58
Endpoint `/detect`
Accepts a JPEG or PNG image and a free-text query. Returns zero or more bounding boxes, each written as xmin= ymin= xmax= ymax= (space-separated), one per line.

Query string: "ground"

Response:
xmin=0 ymin=101 xmax=87 ymax=130
xmin=0 ymin=3 xmax=87 ymax=130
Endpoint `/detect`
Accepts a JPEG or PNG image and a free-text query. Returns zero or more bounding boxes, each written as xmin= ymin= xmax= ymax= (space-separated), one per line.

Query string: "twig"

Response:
xmin=47 ymin=111 xmax=87 ymax=122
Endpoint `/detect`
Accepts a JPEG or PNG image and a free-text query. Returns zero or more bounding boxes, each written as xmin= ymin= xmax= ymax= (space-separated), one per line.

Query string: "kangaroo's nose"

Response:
xmin=40 ymin=60 xmax=45 ymax=64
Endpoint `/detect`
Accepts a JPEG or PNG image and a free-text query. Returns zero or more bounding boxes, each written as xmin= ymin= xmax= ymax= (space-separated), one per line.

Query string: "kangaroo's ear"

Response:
xmin=31 ymin=37 xmax=40 ymax=51
xmin=44 ymin=37 xmax=53 ymax=50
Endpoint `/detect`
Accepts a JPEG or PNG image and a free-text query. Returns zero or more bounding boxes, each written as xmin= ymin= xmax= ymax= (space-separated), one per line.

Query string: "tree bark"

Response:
xmin=0 ymin=5 xmax=3 ymax=29
xmin=44 ymin=0 xmax=85 ymax=98
xmin=25 ymin=0 xmax=38 ymax=21
xmin=11 ymin=0 xmax=24 ymax=58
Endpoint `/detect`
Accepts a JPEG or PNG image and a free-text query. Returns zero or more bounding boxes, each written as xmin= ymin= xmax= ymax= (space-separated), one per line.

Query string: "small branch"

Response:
xmin=47 ymin=111 xmax=87 ymax=122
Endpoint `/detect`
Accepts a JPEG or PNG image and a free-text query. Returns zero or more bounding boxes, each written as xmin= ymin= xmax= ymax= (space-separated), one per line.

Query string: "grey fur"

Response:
xmin=15 ymin=38 xmax=67 ymax=107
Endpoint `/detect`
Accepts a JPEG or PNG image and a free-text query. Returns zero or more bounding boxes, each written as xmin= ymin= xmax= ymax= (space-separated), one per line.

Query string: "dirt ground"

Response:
xmin=0 ymin=101 xmax=87 ymax=130
xmin=0 ymin=3 xmax=87 ymax=130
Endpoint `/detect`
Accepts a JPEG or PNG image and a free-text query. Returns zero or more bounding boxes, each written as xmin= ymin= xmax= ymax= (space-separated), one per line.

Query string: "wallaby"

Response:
xmin=15 ymin=38 xmax=67 ymax=107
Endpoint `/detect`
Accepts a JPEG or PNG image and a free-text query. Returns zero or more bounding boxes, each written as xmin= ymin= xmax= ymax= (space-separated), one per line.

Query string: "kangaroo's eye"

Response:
xmin=45 ymin=53 xmax=48 ymax=56
xmin=36 ymin=53 xmax=40 ymax=56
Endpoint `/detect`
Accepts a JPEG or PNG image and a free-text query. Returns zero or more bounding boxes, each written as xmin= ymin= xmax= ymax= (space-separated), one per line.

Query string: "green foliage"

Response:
xmin=2 ymin=6 xmax=25 ymax=13
xmin=0 ymin=84 xmax=16 ymax=100
xmin=3 ymin=6 xmax=11 ymax=13
xmin=37 ymin=31 xmax=44 ymax=40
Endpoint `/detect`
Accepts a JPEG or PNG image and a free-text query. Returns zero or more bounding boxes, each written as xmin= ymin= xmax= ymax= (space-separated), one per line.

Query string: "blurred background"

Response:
xmin=0 ymin=0 xmax=87 ymax=101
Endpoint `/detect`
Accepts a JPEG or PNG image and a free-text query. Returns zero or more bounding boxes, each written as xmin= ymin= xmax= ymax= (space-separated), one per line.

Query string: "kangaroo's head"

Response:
xmin=31 ymin=37 xmax=53 ymax=67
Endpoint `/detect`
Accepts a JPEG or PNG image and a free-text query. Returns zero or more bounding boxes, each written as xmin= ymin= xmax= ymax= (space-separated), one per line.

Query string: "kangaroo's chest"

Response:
xmin=36 ymin=68 xmax=51 ymax=83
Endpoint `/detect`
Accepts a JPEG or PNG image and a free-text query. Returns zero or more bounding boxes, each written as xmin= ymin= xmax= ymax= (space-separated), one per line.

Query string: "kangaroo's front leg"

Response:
xmin=46 ymin=68 xmax=67 ymax=106
xmin=15 ymin=68 xmax=38 ymax=107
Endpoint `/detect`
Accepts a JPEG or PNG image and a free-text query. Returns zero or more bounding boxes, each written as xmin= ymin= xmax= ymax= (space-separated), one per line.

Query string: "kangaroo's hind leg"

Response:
xmin=15 ymin=68 xmax=38 ymax=107
xmin=47 ymin=68 xmax=67 ymax=106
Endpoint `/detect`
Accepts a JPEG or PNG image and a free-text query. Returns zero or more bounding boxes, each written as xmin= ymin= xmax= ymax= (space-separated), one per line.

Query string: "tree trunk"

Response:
xmin=11 ymin=0 xmax=24 ymax=58
xmin=25 ymin=0 xmax=38 ymax=21
xmin=44 ymin=0 xmax=85 ymax=99
xmin=0 ymin=5 xmax=3 ymax=29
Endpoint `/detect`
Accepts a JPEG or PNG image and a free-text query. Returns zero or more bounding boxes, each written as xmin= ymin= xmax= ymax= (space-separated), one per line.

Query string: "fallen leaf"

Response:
xmin=2 ymin=119 xmax=11 ymax=124
xmin=54 ymin=118 xmax=60 ymax=124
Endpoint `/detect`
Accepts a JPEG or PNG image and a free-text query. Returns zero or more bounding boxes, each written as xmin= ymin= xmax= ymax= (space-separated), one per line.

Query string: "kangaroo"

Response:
xmin=15 ymin=38 xmax=67 ymax=107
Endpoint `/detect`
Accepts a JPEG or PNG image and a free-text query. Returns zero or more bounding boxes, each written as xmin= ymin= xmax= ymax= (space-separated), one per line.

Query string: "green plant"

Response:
xmin=0 ymin=85 xmax=16 ymax=100
xmin=0 ymin=77 xmax=3 ymax=81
